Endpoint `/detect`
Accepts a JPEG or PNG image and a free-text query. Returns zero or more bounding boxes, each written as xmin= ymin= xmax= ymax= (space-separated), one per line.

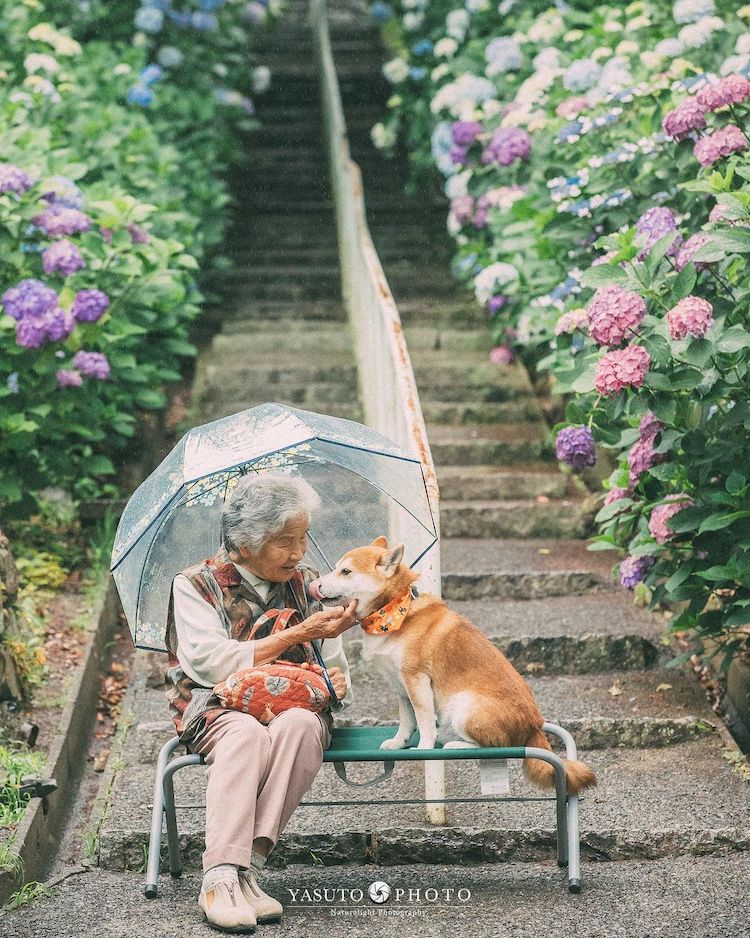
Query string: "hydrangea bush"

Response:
xmin=372 ymin=0 xmax=750 ymax=667
xmin=0 ymin=3 xmax=277 ymax=517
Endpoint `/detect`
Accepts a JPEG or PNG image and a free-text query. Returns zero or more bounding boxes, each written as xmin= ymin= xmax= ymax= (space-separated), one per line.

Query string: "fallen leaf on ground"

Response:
xmin=655 ymin=683 xmax=672 ymax=692
xmin=608 ymin=683 xmax=623 ymax=697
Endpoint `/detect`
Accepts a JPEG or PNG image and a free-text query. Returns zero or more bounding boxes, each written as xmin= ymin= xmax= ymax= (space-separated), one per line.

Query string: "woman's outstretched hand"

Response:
xmin=301 ymin=601 xmax=357 ymax=641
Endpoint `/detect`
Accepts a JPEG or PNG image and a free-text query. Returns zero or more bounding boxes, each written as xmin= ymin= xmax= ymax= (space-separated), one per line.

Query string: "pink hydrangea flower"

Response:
xmin=662 ymin=98 xmax=707 ymax=141
xmin=56 ymin=368 xmax=83 ymax=388
xmin=554 ymin=308 xmax=589 ymax=336
xmin=696 ymin=75 xmax=750 ymax=111
xmin=556 ymin=96 xmax=589 ymax=119
xmin=666 ymin=295 xmax=714 ymax=339
xmin=604 ymin=486 xmax=630 ymax=505
xmin=587 ymin=285 xmax=646 ymax=347
xmin=450 ymin=195 xmax=474 ymax=226
xmin=648 ymin=494 xmax=694 ymax=544
xmin=489 ymin=344 xmax=513 ymax=365
xmin=591 ymin=250 xmax=618 ymax=267
xmin=694 ymin=125 xmax=748 ymax=167
xmin=674 ymin=232 xmax=711 ymax=271
xmin=639 ymin=410 xmax=662 ymax=440
xmin=595 ymin=345 xmax=651 ymax=396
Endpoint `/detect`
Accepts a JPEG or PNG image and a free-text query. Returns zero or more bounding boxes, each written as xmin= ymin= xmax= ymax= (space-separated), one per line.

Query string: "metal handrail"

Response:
xmin=308 ymin=0 xmax=441 ymax=601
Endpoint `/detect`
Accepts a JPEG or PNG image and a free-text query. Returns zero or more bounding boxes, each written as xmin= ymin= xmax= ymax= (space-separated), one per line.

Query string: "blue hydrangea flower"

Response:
xmin=6 ymin=372 xmax=19 ymax=394
xmin=157 ymin=46 xmax=184 ymax=68
xmin=168 ymin=9 xmax=192 ymax=27
xmin=199 ymin=0 xmax=226 ymax=9
xmin=127 ymin=83 xmax=154 ymax=106
xmin=409 ymin=66 xmax=428 ymax=80
xmin=140 ymin=64 xmax=164 ymax=85
xmin=370 ymin=1 xmax=393 ymax=23
xmin=43 ymin=176 xmax=84 ymax=210
xmin=411 ymin=39 xmax=434 ymax=56
xmin=563 ymin=58 xmax=601 ymax=92
xmin=134 ymin=6 xmax=164 ymax=32
xmin=191 ymin=11 xmax=218 ymax=29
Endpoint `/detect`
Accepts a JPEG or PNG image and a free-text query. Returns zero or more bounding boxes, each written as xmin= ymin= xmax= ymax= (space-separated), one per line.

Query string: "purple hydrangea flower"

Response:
xmin=15 ymin=317 xmax=49 ymax=348
xmin=487 ymin=295 xmax=508 ymax=315
xmin=555 ymin=425 xmax=597 ymax=470
xmin=451 ymin=121 xmax=483 ymax=147
xmin=674 ymin=232 xmax=711 ymax=271
xmin=42 ymin=176 xmax=84 ymax=210
xmin=2 ymin=279 xmax=58 ymax=321
xmin=662 ymin=98 xmax=707 ymax=141
xmin=604 ymin=486 xmax=630 ymax=505
xmin=73 ymin=350 xmax=110 ymax=379
xmin=72 ymin=289 xmax=110 ymax=323
xmin=56 ymin=369 xmax=83 ymax=388
xmin=32 ymin=206 xmax=92 ymax=237
xmin=126 ymin=222 xmax=150 ymax=244
xmin=619 ymin=554 xmax=655 ymax=589
xmin=694 ymin=125 xmax=748 ymax=167
xmin=628 ymin=435 xmax=667 ymax=486
xmin=481 ymin=128 xmax=532 ymax=167
xmin=634 ymin=207 xmax=680 ymax=261
xmin=43 ymin=307 xmax=76 ymax=342
xmin=42 ymin=239 xmax=86 ymax=277
xmin=0 ymin=163 xmax=33 ymax=195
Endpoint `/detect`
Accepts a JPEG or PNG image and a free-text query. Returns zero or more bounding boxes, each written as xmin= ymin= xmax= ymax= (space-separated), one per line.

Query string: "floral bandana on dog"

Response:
xmin=359 ymin=588 xmax=414 ymax=635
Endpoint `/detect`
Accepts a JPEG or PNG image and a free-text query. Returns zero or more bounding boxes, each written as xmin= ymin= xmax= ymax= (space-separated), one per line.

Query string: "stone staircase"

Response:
xmin=93 ymin=0 xmax=750 ymax=898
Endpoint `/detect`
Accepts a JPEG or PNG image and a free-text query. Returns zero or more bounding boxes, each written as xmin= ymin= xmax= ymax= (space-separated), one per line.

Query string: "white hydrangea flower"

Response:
xmin=24 ymin=53 xmax=60 ymax=74
xmin=431 ymin=64 xmax=451 ymax=82
xmin=721 ymin=53 xmax=750 ymax=75
xmin=564 ymin=29 xmax=585 ymax=42
xmin=447 ymin=212 xmax=463 ymax=237
xmin=466 ymin=0 xmax=490 ymax=11
xmin=673 ymin=0 xmax=715 ymax=24
xmin=563 ymin=58 xmax=601 ymax=92
xmin=403 ymin=11 xmax=425 ymax=30
xmin=678 ymin=16 xmax=722 ymax=48
xmin=626 ymin=15 xmax=652 ymax=30
xmin=113 ymin=63 xmax=132 ymax=75
xmin=382 ymin=58 xmax=409 ymax=83
xmin=473 ymin=263 xmax=519 ymax=305
xmin=615 ymin=40 xmax=639 ymax=56
xmin=482 ymin=98 xmax=503 ymax=118
xmin=736 ymin=34 xmax=750 ymax=55
xmin=252 ymin=66 xmax=271 ymax=94
xmin=533 ymin=47 xmax=560 ymax=70
xmin=654 ymin=37 xmax=684 ymax=56
xmin=592 ymin=46 xmax=613 ymax=61
xmin=528 ymin=11 xmax=564 ymax=43
xmin=485 ymin=36 xmax=522 ymax=76
xmin=445 ymin=169 xmax=472 ymax=199
xmin=641 ymin=51 xmax=664 ymax=69
xmin=402 ymin=0 xmax=424 ymax=8
xmin=435 ymin=37 xmax=459 ymax=58
xmin=603 ymin=20 xmax=624 ymax=32
xmin=430 ymin=73 xmax=496 ymax=116
xmin=371 ymin=122 xmax=397 ymax=150
xmin=515 ymin=68 xmax=557 ymax=104
xmin=598 ymin=56 xmax=633 ymax=92
xmin=446 ymin=9 xmax=470 ymax=41
xmin=431 ymin=121 xmax=457 ymax=176
xmin=501 ymin=103 xmax=533 ymax=127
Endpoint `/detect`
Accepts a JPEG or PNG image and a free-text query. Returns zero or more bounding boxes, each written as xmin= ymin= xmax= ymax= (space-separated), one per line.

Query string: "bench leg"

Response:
xmin=163 ymin=765 xmax=183 ymax=878
xmin=424 ymin=760 xmax=445 ymax=825
xmin=567 ymin=794 xmax=581 ymax=893
xmin=145 ymin=746 xmax=170 ymax=898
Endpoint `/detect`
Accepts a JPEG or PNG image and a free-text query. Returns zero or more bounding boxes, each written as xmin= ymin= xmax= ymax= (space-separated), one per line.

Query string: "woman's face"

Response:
xmin=237 ymin=513 xmax=309 ymax=582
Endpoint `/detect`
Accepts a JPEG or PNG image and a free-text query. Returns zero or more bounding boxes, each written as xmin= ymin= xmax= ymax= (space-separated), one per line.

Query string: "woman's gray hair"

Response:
xmin=221 ymin=472 xmax=321 ymax=554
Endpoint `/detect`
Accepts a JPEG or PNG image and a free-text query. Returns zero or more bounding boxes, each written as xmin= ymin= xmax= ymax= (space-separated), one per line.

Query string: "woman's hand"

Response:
xmin=300 ymin=601 xmax=357 ymax=641
xmin=326 ymin=666 xmax=348 ymax=699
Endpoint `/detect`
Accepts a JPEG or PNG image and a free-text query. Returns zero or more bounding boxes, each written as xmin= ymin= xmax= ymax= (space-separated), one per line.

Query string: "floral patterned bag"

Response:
xmin=212 ymin=608 xmax=331 ymax=725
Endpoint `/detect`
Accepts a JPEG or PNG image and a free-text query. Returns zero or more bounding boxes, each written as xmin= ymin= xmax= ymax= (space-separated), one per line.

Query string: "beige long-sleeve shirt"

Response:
xmin=171 ymin=562 xmax=354 ymax=710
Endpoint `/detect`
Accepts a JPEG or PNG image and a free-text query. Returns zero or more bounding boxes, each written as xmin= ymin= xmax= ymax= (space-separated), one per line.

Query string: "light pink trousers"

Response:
xmin=190 ymin=708 xmax=332 ymax=871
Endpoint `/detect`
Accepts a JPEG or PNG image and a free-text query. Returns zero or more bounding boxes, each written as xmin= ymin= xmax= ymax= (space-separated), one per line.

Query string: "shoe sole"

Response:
xmin=257 ymin=913 xmax=283 ymax=924
xmin=201 ymin=911 xmax=257 ymax=934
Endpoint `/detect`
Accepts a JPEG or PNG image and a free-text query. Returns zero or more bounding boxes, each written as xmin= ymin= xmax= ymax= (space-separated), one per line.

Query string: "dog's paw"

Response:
xmin=380 ymin=737 xmax=409 ymax=751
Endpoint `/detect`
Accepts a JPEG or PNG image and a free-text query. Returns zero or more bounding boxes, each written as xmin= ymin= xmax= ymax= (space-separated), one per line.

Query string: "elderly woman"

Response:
xmin=164 ymin=473 xmax=357 ymax=933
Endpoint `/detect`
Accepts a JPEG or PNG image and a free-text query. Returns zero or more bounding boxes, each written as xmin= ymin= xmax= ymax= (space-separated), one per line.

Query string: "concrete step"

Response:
xmin=97 ymin=734 xmax=750 ymax=871
xmin=440 ymin=538 xmax=615 ymax=600
xmin=196 ymin=394 xmax=363 ymax=424
xmin=218 ymin=300 xmax=348 ymax=323
xmin=436 ymin=466 xmax=574 ymax=500
xmin=440 ymin=497 xmax=594 ymax=539
xmin=426 ymin=423 xmax=552 ymax=466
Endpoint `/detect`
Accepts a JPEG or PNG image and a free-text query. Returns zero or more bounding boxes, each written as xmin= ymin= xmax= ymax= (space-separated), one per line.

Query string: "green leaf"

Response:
xmin=570 ymin=364 xmax=597 ymax=393
xmin=669 ymin=265 xmax=697 ymax=304
xmin=86 ymin=455 xmax=115 ymax=476
xmin=698 ymin=510 xmax=750 ymax=533
xmin=726 ymin=471 xmax=747 ymax=495
xmin=578 ymin=264 xmax=629 ymax=289
xmin=716 ymin=326 xmax=750 ymax=354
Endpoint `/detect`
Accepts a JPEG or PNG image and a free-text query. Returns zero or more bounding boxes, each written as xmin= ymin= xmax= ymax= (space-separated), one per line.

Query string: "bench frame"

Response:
xmin=144 ymin=721 xmax=583 ymax=899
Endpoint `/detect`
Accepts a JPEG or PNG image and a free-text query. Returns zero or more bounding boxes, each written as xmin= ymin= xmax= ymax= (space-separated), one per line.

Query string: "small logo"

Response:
xmin=368 ymin=881 xmax=391 ymax=904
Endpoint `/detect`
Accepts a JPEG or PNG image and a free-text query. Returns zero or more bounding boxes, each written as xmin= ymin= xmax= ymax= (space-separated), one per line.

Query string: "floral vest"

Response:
xmin=164 ymin=545 xmax=333 ymax=749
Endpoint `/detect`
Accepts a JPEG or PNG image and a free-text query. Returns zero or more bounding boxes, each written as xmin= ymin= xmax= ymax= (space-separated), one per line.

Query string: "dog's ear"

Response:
xmin=377 ymin=543 xmax=404 ymax=577
xmin=371 ymin=536 xmax=388 ymax=548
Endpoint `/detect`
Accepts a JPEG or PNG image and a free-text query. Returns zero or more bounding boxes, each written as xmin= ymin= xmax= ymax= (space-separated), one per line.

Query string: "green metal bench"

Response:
xmin=146 ymin=720 xmax=584 ymax=898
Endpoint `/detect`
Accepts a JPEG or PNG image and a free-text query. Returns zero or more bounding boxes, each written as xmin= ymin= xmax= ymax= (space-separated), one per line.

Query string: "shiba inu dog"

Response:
xmin=309 ymin=536 xmax=597 ymax=796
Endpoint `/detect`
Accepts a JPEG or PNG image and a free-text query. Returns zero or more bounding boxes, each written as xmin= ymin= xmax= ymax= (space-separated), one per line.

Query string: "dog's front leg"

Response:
xmin=380 ymin=680 xmax=417 ymax=750
xmin=404 ymin=671 xmax=437 ymax=750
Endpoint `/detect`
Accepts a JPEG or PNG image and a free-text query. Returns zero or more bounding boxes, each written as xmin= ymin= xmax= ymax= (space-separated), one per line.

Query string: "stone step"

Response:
xmin=217 ymin=300 xmax=348 ymax=323
xmin=97 ymin=734 xmax=750 ymax=871
xmin=440 ymin=538 xmax=615 ymax=600
xmin=196 ymin=394 xmax=363 ymax=424
xmin=436 ymin=465 xmax=574 ymax=500
xmin=426 ymin=423 xmax=552 ymax=466
xmin=440 ymin=497 xmax=594 ymax=539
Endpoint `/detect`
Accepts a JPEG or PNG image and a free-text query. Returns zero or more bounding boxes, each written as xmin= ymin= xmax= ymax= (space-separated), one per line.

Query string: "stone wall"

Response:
xmin=0 ymin=530 xmax=23 ymax=712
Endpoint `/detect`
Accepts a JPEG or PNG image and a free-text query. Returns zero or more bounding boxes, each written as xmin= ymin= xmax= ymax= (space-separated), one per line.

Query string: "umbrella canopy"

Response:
xmin=110 ymin=403 xmax=438 ymax=651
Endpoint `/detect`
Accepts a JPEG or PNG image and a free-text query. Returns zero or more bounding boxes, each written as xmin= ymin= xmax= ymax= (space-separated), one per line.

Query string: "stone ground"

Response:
xmin=3 ymin=0 xmax=748 ymax=934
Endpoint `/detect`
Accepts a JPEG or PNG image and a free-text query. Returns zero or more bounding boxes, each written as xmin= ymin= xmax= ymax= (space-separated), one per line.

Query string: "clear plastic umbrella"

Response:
xmin=110 ymin=403 xmax=438 ymax=651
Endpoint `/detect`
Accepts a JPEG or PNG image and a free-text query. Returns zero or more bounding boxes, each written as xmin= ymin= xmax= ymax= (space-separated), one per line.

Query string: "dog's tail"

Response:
xmin=522 ymin=728 xmax=597 ymax=796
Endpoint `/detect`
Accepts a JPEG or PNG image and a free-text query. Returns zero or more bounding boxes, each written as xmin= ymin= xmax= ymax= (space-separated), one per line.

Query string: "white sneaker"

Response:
xmin=238 ymin=868 xmax=284 ymax=923
xmin=199 ymin=868 xmax=257 ymax=933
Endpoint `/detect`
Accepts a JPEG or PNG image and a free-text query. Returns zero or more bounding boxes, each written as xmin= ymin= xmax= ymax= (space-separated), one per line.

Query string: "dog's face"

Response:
xmin=308 ymin=536 xmax=405 ymax=618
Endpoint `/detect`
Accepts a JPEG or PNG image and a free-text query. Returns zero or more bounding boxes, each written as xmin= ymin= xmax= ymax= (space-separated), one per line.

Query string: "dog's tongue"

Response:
xmin=309 ymin=579 xmax=323 ymax=601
